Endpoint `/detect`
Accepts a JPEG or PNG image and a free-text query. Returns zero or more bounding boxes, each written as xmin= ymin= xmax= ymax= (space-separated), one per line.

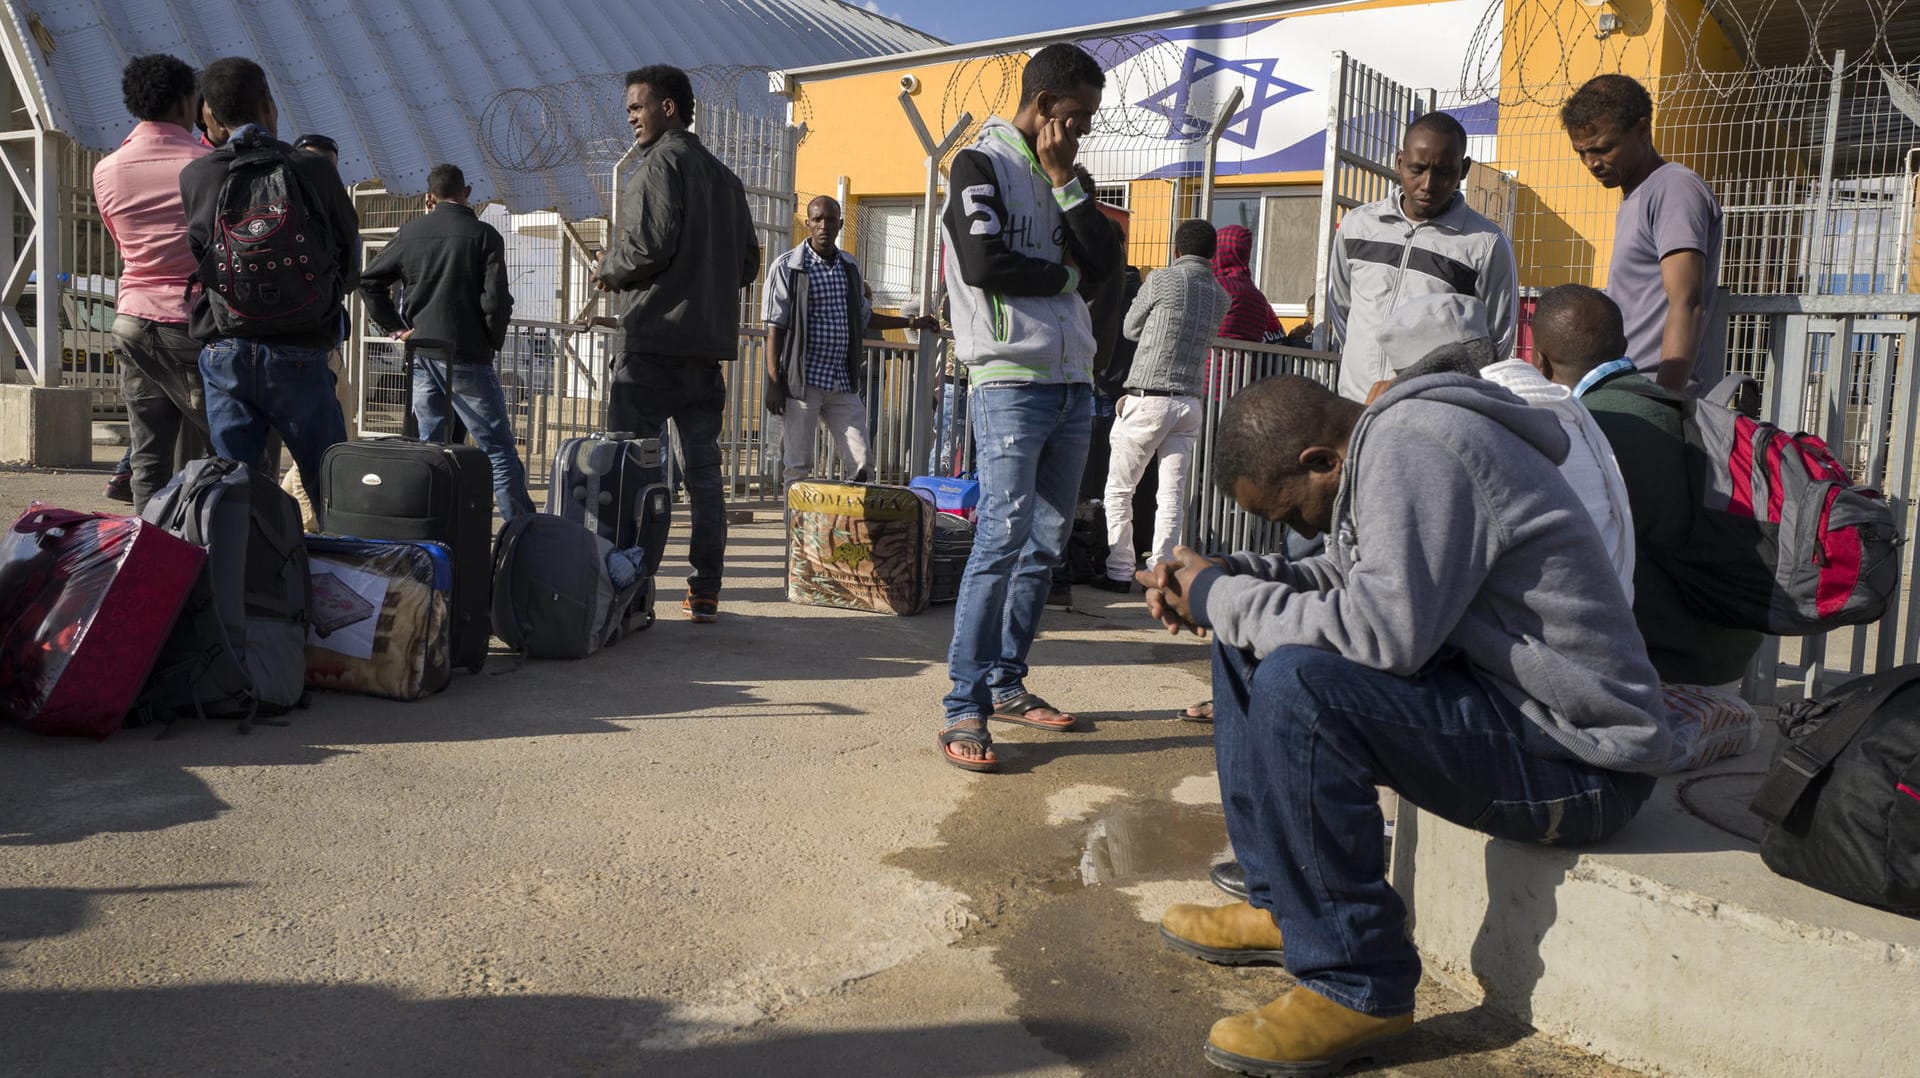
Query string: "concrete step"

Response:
xmin=1391 ymin=733 xmax=1920 ymax=1078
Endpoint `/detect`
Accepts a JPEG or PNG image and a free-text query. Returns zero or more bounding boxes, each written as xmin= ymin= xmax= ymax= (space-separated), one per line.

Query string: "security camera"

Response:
xmin=900 ymin=74 xmax=921 ymax=95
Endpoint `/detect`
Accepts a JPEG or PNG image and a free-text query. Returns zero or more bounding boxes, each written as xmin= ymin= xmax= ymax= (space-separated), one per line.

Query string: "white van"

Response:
xmin=9 ymin=275 xmax=122 ymax=413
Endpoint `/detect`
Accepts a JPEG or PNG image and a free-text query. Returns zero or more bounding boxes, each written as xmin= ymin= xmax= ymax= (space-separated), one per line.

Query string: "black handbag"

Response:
xmin=1749 ymin=665 xmax=1920 ymax=914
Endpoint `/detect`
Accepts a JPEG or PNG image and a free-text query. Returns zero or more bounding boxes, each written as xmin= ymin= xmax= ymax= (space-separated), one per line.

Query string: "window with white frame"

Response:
xmin=1094 ymin=184 xmax=1129 ymax=209
xmin=855 ymin=200 xmax=921 ymax=308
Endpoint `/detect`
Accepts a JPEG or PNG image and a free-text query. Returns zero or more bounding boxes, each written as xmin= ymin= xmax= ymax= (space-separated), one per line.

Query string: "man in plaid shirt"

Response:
xmin=763 ymin=195 xmax=933 ymax=487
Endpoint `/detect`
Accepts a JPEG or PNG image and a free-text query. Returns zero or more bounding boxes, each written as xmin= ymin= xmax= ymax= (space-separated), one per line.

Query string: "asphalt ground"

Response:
xmin=0 ymin=461 xmax=1629 ymax=1078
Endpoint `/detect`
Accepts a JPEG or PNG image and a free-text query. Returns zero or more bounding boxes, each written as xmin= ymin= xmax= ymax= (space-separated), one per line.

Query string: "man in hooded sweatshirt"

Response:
xmin=1211 ymin=224 xmax=1280 ymax=345
xmin=1142 ymin=373 xmax=1671 ymax=1076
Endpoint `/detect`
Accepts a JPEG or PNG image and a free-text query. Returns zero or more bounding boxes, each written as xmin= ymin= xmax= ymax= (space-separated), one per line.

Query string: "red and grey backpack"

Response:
xmin=196 ymin=132 xmax=338 ymax=336
xmin=1622 ymin=374 xmax=1900 ymax=635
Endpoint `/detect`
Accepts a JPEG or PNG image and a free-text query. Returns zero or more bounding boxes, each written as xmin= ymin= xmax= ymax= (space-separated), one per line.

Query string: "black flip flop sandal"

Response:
xmin=938 ymin=719 xmax=1000 ymax=772
xmin=990 ymin=691 xmax=1078 ymax=732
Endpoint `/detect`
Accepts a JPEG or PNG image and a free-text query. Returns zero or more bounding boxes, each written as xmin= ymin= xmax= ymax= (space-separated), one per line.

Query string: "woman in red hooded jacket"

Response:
xmin=1211 ymin=224 xmax=1281 ymax=342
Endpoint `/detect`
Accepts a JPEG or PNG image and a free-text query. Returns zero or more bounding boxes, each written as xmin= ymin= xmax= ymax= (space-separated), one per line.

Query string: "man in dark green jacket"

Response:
xmin=1528 ymin=283 xmax=1762 ymax=688
xmin=594 ymin=64 xmax=761 ymax=623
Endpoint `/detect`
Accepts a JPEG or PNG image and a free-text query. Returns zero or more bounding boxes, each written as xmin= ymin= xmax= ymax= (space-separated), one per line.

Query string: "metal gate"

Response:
xmin=1745 ymin=305 xmax=1920 ymax=702
xmin=1310 ymin=51 xmax=1433 ymax=352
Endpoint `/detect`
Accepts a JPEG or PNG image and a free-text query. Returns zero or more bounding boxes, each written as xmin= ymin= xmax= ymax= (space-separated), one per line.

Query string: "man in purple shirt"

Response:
xmin=1562 ymin=74 xmax=1723 ymax=395
xmin=92 ymin=54 xmax=212 ymax=510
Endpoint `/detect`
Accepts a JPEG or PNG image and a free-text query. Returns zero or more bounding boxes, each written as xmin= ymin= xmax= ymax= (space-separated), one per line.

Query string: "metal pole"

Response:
xmin=1198 ymin=86 xmax=1244 ymax=221
xmin=31 ymin=128 xmax=58 ymax=387
xmin=1311 ymin=52 xmax=1347 ymax=353
xmin=898 ymin=89 xmax=970 ymax=477
xmin=1806 ymin=50 xmax=1846 ymax=293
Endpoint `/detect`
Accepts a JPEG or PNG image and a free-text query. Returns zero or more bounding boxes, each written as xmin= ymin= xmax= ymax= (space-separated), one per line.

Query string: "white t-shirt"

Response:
xmin=1481 ymin=359 xmax=1636 ymax=600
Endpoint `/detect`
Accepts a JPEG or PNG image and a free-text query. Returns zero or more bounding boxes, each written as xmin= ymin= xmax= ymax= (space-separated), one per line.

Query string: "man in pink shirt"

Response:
xmin=92 ymin=54 xmax=211 ymax=510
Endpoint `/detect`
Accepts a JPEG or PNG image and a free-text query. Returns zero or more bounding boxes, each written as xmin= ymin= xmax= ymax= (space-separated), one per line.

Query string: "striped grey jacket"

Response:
xmin=1327 ymin=191 xmax=1518 ymax=403
xmin=1121 ymin=255 xmax=1230 ymax=396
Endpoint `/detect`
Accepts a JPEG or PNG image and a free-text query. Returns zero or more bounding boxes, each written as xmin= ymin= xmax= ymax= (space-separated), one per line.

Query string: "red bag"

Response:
xmin=0 ymin=503 xmax=205 ymax=737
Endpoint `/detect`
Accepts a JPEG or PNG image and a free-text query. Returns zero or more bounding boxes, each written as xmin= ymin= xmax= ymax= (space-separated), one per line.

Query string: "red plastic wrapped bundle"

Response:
xmin=0 ymin=503 xmax=205 ymax=737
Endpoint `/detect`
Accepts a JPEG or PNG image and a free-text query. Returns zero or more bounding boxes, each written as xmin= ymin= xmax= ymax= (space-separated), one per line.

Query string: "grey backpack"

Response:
xmin=141 ymin=458 xmax=311 ymax=728
xmin=490 ymin=514 xmax=639 ymax=660
xmin=1613 ymin=374 xmax=1900 ymax=634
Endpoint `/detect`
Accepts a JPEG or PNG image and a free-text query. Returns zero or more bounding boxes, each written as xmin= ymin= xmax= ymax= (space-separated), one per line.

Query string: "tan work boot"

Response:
xmin=1205 ymin=986 xmax=1413 ymax=1077
xmin=1159 ymin=900 xmax=1285 ymax=965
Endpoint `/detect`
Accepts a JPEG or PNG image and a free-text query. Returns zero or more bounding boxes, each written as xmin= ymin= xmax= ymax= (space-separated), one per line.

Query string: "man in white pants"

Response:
xmin=763 ymin=195 xmax=931 ymax=486
xmin=1093 ymin=220 xmax=1229 ymax=593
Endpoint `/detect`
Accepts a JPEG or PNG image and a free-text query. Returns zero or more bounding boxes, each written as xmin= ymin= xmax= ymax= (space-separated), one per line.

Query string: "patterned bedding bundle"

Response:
xmin=786 ymin=481 xmax=934 ymax=615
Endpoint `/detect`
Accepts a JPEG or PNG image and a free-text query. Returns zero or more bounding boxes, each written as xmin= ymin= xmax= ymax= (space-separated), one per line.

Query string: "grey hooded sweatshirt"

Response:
xmin=939 ymin=117 xmax=1122 ymax=384
xmin=1188 ymin=374 xmax=1675 ymax=774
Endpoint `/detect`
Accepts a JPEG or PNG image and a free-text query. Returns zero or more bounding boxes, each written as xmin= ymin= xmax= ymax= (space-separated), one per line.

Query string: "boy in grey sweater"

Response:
xmin=1095 ymin=220 xmax=1229 ymax=591
xmin=1145 ymin=373 xmax=1672 ymax=1075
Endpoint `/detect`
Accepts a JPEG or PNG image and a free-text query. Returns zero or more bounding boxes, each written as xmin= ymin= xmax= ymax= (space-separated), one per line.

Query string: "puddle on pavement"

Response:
xmin=1055 ymin=799 xmax=1232 ymax=891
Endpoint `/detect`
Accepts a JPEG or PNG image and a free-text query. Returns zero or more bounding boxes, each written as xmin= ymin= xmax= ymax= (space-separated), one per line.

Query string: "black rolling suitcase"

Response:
xmin=319 ymin=344 xmax=494 ymax=674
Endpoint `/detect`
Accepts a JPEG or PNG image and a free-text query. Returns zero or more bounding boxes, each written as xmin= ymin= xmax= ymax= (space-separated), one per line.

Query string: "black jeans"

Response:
xmin=609 ymin=354 xmax=728 ymax=597
xmin=112 ymin=315 xmax=210 ymax=511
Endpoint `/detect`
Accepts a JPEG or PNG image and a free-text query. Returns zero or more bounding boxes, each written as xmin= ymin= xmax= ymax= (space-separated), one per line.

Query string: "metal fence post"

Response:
xmin=1806 ymin=51 xmax=1847 ymax=293
xmin=1311 ymin=52 xmax=1347 ymax=353
xmin=30 ymin=128 xmax=59 ymax=387
xmin=898 ymin=92 xmax=971 ymax=479
xmin=1198 ymin=86 xmax=1245 ymax=222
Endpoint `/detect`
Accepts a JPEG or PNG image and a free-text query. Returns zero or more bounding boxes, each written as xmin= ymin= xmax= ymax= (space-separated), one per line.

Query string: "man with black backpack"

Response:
xmin=179 ymin=57 xmax=360 ymax=507
xmin=1529 ymin=284 xmax=1765 ymax=769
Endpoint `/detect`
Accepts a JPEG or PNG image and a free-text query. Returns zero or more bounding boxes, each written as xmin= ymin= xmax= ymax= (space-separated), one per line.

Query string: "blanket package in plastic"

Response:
xmin=303 ymin=536 xmax=453 ymax=700
xmin=0 ymin=504 xmax=205 ymax=737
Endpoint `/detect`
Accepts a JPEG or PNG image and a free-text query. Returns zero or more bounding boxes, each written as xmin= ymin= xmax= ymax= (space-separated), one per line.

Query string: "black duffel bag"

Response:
xmin=1749 ymin=665 xmax=1920 ymax=914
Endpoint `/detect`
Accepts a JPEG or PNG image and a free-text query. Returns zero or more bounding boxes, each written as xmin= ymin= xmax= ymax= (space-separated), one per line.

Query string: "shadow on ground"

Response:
xmin=0 ymin=980 xmax=1119 ymax=1077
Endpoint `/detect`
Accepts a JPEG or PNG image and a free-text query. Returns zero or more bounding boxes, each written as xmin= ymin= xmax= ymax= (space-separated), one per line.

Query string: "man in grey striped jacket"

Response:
xmin=1094 ymin=220 xmax=1230 ymax=592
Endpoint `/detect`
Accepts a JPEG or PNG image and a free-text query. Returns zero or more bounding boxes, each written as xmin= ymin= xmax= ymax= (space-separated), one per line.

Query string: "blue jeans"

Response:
xmin=943 ymin=383 xmax=1092 ymax=723
xmin=609 ymin=355 xmax=727 ymax=597
xmin=929 ymin=381 xmax=968 ymax=477
xmin=1213 ymin=644 xmax=1654 ymax=1017
xmin=199 ymin=337 xmax=347 ymax=507
xmin=412 ymin=357 xmax=536 ymax=522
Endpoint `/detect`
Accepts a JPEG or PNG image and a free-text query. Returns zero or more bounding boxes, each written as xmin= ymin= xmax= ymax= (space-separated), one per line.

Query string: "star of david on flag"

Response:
xmin=1135 ymin=48 xmax=1308 ymax=147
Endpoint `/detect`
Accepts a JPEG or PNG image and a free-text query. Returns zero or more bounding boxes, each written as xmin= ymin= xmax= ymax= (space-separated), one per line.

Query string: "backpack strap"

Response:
xmin=1704 ymin=373 xmax=1756 ymax=410
xmin=1750 ymin=664 xmax=1920 ymax=825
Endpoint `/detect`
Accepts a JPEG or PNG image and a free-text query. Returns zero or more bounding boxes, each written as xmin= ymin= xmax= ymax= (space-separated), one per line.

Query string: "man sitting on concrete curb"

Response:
xmin=1094 ymin=219 xmax=1228 ymax=593
xmin=1529 ymin=283 xmax=1764 ymax=769
xmin=1374 ymin=293 xmax=1636 ymax=599
xmin=1200 ymin=292 xmax=1643 ymax=904
xmin=1140 ymin=373 xmax=1672 ymax=1076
